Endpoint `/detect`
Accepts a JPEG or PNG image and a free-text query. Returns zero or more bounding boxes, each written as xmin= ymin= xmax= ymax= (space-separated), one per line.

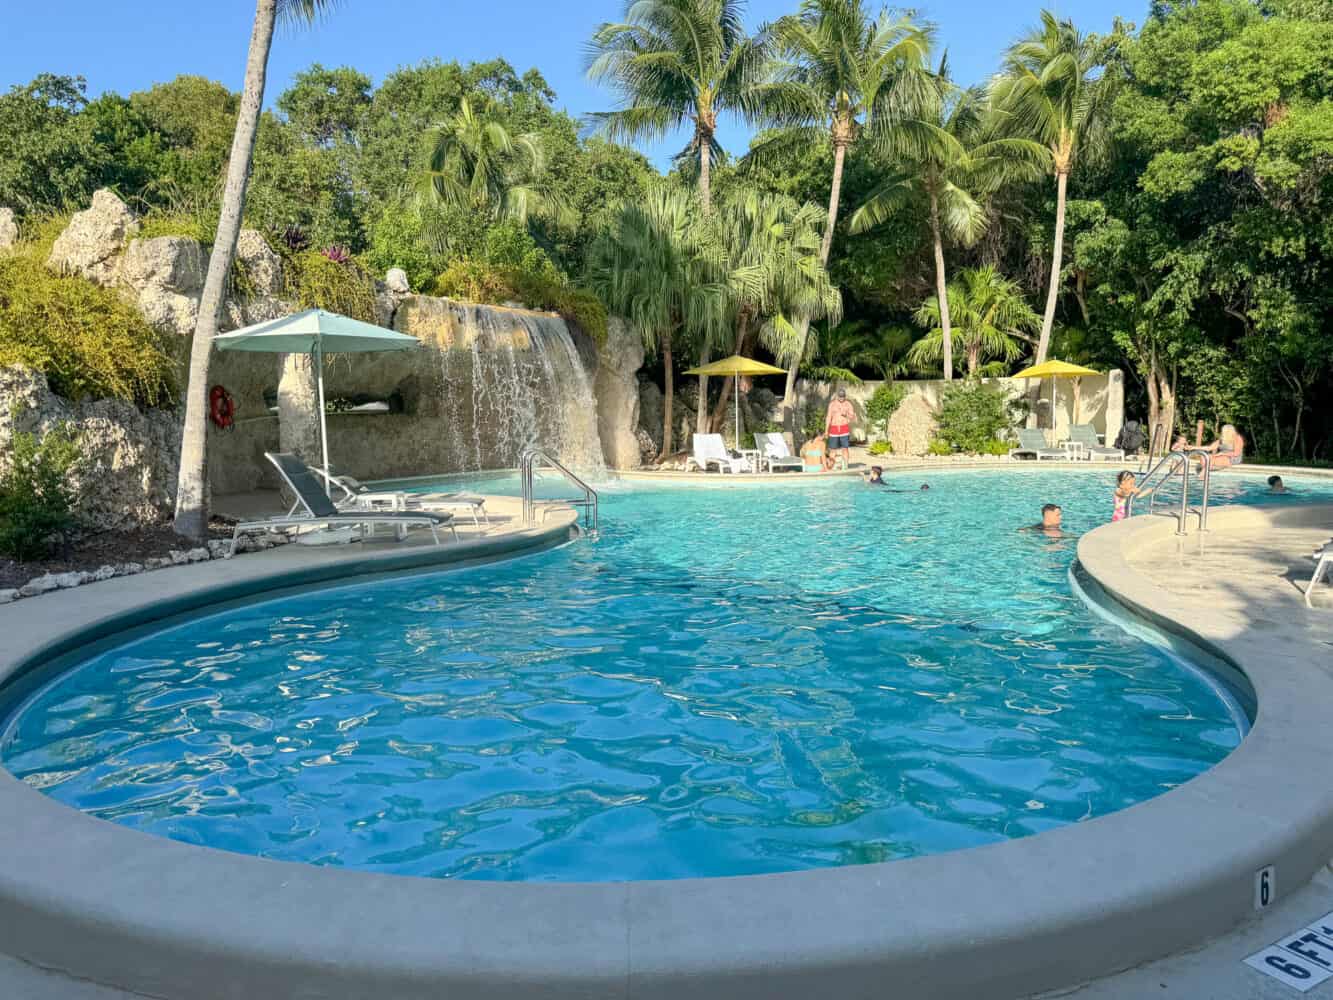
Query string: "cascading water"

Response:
xmin=423 ymin=301 xmax=604 ymax=473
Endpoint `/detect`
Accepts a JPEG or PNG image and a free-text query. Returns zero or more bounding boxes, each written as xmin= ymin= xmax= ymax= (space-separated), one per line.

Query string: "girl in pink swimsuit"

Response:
xmin=1112 ymin=470 xmax=1153 ymax=522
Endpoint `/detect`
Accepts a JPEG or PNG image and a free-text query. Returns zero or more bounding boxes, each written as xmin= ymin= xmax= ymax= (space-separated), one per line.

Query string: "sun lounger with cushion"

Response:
xmin=686 ymin=434 xmax=753 ymax=473
xmin=753 ymin=432 xmax=805 ymax=472
xmin=1067 ymin=424 xmax=1125 ymax=461
xmin=231 ymin=453 xmax=456 ymax=555
xmin=1009 ymin=428 xmax=1065 ymax=461
xmin=310 ymin=468 xmax=489 ymax=527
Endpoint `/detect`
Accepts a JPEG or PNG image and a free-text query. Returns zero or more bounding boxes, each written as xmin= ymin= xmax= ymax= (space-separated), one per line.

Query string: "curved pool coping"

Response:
xmin=1 ymin=495 xmax=1332 ymax=998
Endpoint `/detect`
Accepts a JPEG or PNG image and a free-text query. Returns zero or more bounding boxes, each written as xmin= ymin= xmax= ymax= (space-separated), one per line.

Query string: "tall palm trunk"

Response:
xmin=695 ymin=129 xmax=712 ymax=434
xmin=658 ymin=329 xmax=675 ymax=464
xmin=783 ymin=136 xmax=850 ymax=442
xmin=172 ymin=0 xmax=278 ymax=540
xmin=1036 ymin=169 xmax=1068 ymax=365
xmin=928 ymin=191 xmax=954 ymax=381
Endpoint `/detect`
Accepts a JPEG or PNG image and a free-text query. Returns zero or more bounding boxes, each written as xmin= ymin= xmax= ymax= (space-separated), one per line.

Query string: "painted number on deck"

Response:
xmin=1244 ymin=913 xmax=1333 ymax=993
xmin=1257 ymin=866 xmax=1276 ymax=910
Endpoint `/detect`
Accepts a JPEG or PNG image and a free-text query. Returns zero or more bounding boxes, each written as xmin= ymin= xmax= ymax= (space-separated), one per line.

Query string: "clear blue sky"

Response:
xmin=7 ymin=0 xmax=1133 ymax=168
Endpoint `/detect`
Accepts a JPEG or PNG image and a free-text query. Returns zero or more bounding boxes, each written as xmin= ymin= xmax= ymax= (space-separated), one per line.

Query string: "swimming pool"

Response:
xmin=3 ymin=469 xmax=1328 ymax=882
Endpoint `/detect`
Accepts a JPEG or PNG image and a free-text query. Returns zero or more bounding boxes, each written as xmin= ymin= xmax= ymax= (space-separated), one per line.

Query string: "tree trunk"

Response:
xmin=709 ymin=318 xmax=750 ymax=432
xmin=694 ymin=130 xmax=712 ymax=434
xmin=695 ymin=343 xmax=711 ymax=434
xmin=1037 ymin=170 xmax=1068 ymax=365
xmin=658 ymin=331 xmax=675 ymax=464
xmin=172 ymin=0 xmax=278 ymax=540
xmin=929 ymin=193 xmax=954 ymax=382
xmin=782 ymin=137 xmax=849 ymax=444
xmin=1146 ymin=369 xmax=1160 ymax=438
xmin=967 ymin=345 xmax=979 ymax=376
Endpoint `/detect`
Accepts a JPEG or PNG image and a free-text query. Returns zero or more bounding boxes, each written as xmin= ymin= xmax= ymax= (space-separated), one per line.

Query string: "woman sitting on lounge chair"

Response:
xmin=1201 ymin=424 xmax=1246 ymax=470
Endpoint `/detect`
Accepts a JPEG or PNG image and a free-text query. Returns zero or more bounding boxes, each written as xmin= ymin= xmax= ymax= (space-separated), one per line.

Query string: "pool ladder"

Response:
xmin=1127 ymin=447 xmax=1213 ymax=535
xmin=520 ymin=448 xmax=599 ymax=537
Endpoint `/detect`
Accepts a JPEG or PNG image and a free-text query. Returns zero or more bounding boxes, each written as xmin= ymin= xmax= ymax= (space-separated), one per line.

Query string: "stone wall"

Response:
xmin=792 ymin=371 xmax=1125 ymax=455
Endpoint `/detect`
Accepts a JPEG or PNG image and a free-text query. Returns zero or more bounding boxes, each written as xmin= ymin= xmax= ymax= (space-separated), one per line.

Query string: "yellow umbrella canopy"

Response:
xmin=1013 ymin=360 xmax=1102 ymax=430
xmin=684 ymin=355 xmax=787 ymax=450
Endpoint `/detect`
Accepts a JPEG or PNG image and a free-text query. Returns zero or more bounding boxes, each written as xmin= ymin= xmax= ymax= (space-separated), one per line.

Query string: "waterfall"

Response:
xmin=421 ymin=301 xmax=604 ymax=473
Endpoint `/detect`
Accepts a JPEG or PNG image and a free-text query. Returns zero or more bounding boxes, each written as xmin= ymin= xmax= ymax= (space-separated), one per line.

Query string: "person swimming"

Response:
xmin=1267 ymin=475 xmax=1290 ymax=494
xmin=865 ymin=466 xmax=928 ymax=491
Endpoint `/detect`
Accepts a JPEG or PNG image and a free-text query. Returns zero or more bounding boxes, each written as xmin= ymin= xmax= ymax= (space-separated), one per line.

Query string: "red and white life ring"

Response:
xmin=209 ymin=385 xmax=236 ymax=430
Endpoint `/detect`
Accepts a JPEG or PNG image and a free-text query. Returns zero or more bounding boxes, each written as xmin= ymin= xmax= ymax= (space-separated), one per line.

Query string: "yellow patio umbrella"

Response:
xmin=685 ymin=354 xmax=787 ymax=450
xmin=1013 ymin=360 xmax=1101 ymax=431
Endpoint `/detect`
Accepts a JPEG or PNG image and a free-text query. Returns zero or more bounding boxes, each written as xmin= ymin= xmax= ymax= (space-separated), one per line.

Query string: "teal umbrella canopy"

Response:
xmin=213 ymin=309 xmax=419 ymax=487
xmin=212 ymin=308 xmax=419 ymax=355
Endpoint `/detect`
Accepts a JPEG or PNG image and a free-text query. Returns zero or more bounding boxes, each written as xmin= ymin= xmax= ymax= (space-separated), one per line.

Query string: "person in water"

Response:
xmin=825 ymin=387 xmax=856 ymax=471
xmin=1113 ymin=471 xmax=1155 ymax=521
xmin=1268 ymin=475 xmax=1290 ymax=494
xmin=866 ymin=466 xmax=930 ymax=491
xmin=1022 ymin=504 xmax=1065 ymax=536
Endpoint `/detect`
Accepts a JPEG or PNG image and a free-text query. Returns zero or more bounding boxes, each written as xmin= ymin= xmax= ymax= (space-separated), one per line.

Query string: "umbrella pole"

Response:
xmin=315 ymin=341 xmax=331 ymax=493
xmin=734 ymin=378 xmax=741 ymax=452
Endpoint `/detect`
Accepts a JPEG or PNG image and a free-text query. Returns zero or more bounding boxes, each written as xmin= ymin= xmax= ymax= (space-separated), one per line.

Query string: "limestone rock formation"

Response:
xmin=0 ymin=367 xmax=181 ymax=530
xmin=385 ymin=268 xmax=411 ymax=294
xmin=235 ymin=228 xmax=284 ymax=297
xmin=638 ymin=380 xmax=663 ymax=451
xmin=47 ymin=189 xmax=139 ymax=285
xmin=887 ymin=392 xmax=939 ymax=456
xmin=594 ymin=318 xmax=645 ymax=469
xmin=0 ymin=207 xmax=17 ymax=251
xmin=118 ymin=235 xmax=206 ymax=334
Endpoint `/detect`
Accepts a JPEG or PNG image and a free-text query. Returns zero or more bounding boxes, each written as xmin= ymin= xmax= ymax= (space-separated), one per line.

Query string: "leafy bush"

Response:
xmin=977 ymin=438 xmax=1012 ymax=456
xmin=0 ymin=424 xmax=81 ymax=561
xmin=869 ymin=440 xmax=893 ymax=456
xmin=865 ymin=382 xmax=907 ymax=442
xmin=288 ymin=248 xmax=377 ymax=322
xmin=430 ymin=260 xmax=608 ymax=346
xmin=927 ymin=439 xmax=953 ymax=456
xmin=137 ymin=211 xmax=215 ymax=244
xmin=935 ymin=379 xmax=1011 ymax=453
xmin=0 ymin=248 xmax=176 ymax=404
xmin=741 ymin=420 xmax=782 ymax=450
xmin=801 ymin=402 xmax=826 ymax=440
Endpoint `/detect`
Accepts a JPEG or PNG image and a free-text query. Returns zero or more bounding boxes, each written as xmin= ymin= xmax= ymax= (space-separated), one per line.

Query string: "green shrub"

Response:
xmin=430 ymin=261 xmax=608 ymax=347
xmin=865 ymin=382 xmax=907 ymax=442
xmin=741 ymin=420 xmax=782 ymax=450
xmin=288 ymin=249 xmax=378 ymax=322
xmin=0 ymin=248 xmax=176 ymax=404
xmin=869 ymin=440 xmax=893 ymax=456
xmin=801 ymin=402 xmax=826 ymax=440
xmin=977 ymin=438 xmax=1011 ymax=456
xmin=935 ymin=379 xmax=1011 ymax=454
xmin=927 ymin=439 xmax=953 ymax=456
xmin=0 ymin=424 xmax=81 ymax=561
xmin=137 ymin=211 xmax=215 ymax=244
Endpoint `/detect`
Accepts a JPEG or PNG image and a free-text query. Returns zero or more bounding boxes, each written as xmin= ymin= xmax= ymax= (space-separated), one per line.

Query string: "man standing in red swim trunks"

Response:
xmin=824 ymin=387 xmax=855 ymax=470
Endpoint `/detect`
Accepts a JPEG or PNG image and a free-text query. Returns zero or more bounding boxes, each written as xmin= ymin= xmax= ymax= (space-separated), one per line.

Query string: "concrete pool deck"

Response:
xmin=1 ymin=487 xmax=1332 ymax=998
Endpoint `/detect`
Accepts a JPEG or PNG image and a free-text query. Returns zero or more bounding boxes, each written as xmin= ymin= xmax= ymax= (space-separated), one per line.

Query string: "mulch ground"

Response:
xmin=0 ymin=520 xmax=235 ymax=591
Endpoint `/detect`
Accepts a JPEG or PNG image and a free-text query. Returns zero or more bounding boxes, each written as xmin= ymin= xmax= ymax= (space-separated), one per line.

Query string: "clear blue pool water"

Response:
xmin=3 ymin=468 xmax=1329 ymax=881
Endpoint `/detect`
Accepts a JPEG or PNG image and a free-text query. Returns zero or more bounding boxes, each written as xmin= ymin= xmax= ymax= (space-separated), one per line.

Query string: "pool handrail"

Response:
xmin=520 ymin=448 xmax=599 ymax=536
xmin=1131 ymin=448 xmax=1212 ymax=534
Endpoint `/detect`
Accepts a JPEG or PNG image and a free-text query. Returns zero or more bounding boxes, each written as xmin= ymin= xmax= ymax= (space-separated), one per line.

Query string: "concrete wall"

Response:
xmin=793 ymin=371 xmax=1125 ymax=454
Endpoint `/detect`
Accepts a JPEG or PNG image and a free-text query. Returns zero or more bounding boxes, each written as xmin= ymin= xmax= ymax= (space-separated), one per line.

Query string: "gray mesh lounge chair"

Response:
xmin=1009 ymin=428 xmax=1064 ymax=461
xmin=231 ymin=453 xmax=456 ymax=556
xmin=1068 ymin=424 xmax=1125 ymax=461
xmin=1308 ymin=543 xmax=1332 ymax=608
xmin=310 ymin=468 xmax=489 ymax=527
xmin=753 ymin=432 xmax=805 ymax=472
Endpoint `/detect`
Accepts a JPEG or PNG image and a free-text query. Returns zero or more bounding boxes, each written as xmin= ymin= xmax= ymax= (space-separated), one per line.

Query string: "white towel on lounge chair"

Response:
xmin=753 ymin=433 xmax=804 ymax=472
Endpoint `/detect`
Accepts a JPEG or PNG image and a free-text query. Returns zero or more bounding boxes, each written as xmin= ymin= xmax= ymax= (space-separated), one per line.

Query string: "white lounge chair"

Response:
xmin=686 ymin=433 xmax=752 ymax=474
xmin=1308 ymin=543 xmax=1332 ymax=608
xmin=310 ymin=468 xmax=489 ymax=528
xmin=753 ymin=432 xmax=805 ymax=473
xmin=1068 ymin=424 xmax=1125 ymax=461
xmin=231 ymin=453 xmax=456 ymax=556
xmin=1010 ymin=428 xmax=1065 ymax=461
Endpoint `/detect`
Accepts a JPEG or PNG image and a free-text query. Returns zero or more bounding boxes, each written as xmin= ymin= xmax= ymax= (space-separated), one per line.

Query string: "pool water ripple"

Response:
xmin=3 ymin=469 xmax=1330 ymax=881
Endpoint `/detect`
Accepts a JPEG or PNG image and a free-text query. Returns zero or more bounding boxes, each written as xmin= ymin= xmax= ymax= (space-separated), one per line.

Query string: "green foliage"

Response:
xmin=0 ymin=246 xmax=175 ymax=404
xmin=934 ymin=379 xmax=1011 ymax=453
xmin=976 ymin=437 xmax=1012 ymax=456
xmin=868 ymin=440 xmax=893 ymax=456
xmin=926 ymin=439 xmax=953 ymax=456
xmin=431 ymin=259 xmax=609 ymax=346
xmin=0 ymin=424 xmax=81 ymax=561
xmin=801 ymin=403 xmax=826 ymax=440
xmin=288 ymin=250 xmax=378 ymax=322
xmin=136 ymin=211 xmax=215 ymax=243
xmin=865 ymin=382 xmax=907 ymax=442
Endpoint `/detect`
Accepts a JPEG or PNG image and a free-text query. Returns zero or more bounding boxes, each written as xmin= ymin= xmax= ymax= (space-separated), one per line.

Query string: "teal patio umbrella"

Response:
xmin=213 ymin=309 xmax=419 ymax=486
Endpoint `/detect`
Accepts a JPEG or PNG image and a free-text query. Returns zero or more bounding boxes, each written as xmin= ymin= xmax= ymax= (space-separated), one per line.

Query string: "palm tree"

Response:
xmin=587 ymin=0 xmax=769 ymax=213
xmin=908 ymin=265 xmax=1038 ymax=376
xmin=586 ymin=187 xmax=727 ymax=462
xmin=748 ymin=0 xmax=935 ymax=430
xmin=173 ymin=0 xmax=338 ymax=541
xmin=849 ymin=74 xmax=1048 ymax=380
xmin=587 ymin=0 xmax=770 ymax=431
xmin=991 ymin=10 xmax=1112 ymax=367
xmin=707 ymin=188 xmax=842 ymax=432
xmin=420 ymin=97 xmax=568 ymax=228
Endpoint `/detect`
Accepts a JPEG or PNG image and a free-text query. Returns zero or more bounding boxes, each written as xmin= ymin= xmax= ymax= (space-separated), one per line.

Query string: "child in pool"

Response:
xmin=1112 ymin=470 xmax=1154 ymax=522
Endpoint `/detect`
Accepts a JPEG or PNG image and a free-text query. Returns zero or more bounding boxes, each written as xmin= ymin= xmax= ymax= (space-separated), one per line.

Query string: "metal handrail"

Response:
xmin=1130 ymin=448 xmax=1212 ymax=535
xmin=520 ymin=448 xmax=599 ymax=536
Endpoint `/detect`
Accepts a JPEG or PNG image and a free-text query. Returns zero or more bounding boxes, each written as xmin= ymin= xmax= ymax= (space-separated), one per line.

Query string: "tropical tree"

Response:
xmin=587 ymin=0 xmax=770 ymax=430
xmin=850 ymin=76 xmax=1048 ymax=380
xmin=909 ymin=265 xmax=1038 ymax=376
xmin=749 ymin=0 xmax=935 ymax=428
xmin=586 ymin=187 xmax=727 ymax=461
xmin=991 ymin=10 xmax=1114 ymax=368
xmin=173 ymin=0 xmax=338 ymax=541
xmin=707 ymin=188 xmax=842 ymax=432
xmin=420 ymin=96 xmax=568 ymax=228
